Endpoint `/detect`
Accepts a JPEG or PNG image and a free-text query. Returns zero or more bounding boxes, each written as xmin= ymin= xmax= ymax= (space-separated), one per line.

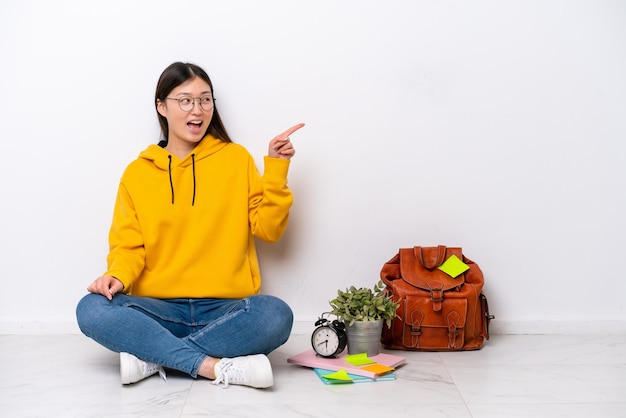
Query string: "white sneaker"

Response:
xmin=212 ymin=354 xmax=273 ymax=389
xmin=120 ymin=352 xmax=167 ymax=385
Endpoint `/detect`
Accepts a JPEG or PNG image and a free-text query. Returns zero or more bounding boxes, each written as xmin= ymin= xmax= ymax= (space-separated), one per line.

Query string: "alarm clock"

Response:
xmin=311 ymin=314 xmax=347 ymax=358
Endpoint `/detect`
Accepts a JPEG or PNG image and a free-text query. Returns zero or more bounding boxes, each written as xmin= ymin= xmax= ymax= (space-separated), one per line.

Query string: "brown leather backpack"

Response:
xmin=380 ymin=245 xmax=493 ymax=351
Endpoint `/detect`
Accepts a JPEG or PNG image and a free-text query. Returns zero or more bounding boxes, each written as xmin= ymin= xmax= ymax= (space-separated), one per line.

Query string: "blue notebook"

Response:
xmin=313 ymin=368 xmax=396 ymax=385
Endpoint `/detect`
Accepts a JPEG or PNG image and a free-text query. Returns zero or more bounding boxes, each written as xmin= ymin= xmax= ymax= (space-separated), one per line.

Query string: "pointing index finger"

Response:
xmin=278 ymin=123 xmax=305 ymax=139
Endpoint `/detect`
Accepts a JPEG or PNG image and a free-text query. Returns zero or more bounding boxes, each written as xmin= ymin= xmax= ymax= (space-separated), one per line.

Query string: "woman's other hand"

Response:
xmin=87 ymin=275 xmax=124 ymax=300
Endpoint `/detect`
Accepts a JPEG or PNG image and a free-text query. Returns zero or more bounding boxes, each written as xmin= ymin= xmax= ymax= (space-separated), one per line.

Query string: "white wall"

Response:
xmin=1 ymin=0 xmax=625 ymax=335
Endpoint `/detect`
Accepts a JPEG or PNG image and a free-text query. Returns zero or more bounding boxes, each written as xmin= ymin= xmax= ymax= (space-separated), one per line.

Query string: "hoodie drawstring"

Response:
xmin=167 ymin=154 xmax=197 ymax=206
xmin=191 ymin=153 xmax=196 ymax=206
xmin=168 ymin=155 xmax=175 ymax=204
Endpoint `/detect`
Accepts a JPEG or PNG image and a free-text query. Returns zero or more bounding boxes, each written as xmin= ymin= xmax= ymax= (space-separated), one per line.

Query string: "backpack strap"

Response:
xmin=415 ymin=245 xmax=447 ymax=269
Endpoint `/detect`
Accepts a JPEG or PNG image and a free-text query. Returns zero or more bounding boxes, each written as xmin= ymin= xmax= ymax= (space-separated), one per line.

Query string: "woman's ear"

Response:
xmin=156 ymin=99 xmax=167 ymax=118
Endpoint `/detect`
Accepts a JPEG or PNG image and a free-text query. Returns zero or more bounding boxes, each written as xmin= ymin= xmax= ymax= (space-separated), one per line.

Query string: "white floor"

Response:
xmin=1 ymin=333 xmax=625 ymax=417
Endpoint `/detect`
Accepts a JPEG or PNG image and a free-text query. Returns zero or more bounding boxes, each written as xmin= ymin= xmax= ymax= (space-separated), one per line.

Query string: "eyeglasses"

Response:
xmin=166 ymin=95 xmax=214 ymax=112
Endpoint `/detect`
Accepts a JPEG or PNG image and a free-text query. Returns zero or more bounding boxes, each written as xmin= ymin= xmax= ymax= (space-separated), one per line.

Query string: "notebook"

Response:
xmin=313 ymin=368 xmax=396 ymax=384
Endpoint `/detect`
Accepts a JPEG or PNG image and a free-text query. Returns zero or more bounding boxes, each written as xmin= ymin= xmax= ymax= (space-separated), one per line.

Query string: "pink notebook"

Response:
xmin=287 ymin=349 xmax=406 ymax=379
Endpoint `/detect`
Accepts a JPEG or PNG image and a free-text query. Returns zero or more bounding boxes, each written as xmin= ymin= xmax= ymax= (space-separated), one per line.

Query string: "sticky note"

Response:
xmin=346 ymin=353 xmax=375 ymax=366
xmin=438 ymin=254 xmax=470 ymax=278
xmin=361 ymin=364 xmax=395 ymax=374
xmin=321 ymin=369 xmax=352 ymax=381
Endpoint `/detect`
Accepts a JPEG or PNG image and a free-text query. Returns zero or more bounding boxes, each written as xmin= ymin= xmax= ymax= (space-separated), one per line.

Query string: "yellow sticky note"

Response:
xmin=438 ymin=254 xmax=470 ymax=278
xmin=321 ymin=369 xmax=352 ymax=381
xmin=361 ymin=364 xmax=395 ymax=374
xmin=346 ymin=353 xmax=375 ymax=366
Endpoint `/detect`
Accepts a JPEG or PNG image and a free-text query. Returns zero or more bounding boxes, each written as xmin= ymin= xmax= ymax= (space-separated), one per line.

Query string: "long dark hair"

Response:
xmin=155 ymin=62 xmax=232 ymax=144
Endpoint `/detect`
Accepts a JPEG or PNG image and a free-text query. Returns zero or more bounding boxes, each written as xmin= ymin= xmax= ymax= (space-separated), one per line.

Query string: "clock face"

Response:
xmin=312 ymin=326 xmax=341 ymax=357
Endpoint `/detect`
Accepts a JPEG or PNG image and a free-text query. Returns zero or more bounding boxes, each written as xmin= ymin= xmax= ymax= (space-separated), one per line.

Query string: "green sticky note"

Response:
xmin=321 ymin=369 xmax=353 ymax=381
xmin=438 ymin=254 xmax=470 ymax=278
xmin=346 ymin=353 xmax=375 ymax=366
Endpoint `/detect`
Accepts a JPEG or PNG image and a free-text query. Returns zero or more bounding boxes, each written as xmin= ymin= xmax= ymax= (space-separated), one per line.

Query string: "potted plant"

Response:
xmin=329 ymin=280 xmax=399 ymax=356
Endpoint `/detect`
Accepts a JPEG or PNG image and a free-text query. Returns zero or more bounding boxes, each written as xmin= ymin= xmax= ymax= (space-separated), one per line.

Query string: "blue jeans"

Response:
xmin=76 ymin=293 xmax=293 ymax=378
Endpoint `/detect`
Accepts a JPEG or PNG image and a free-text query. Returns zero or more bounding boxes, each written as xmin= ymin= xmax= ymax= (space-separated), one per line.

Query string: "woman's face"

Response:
xmin=157 ymin=76 xmax=214 ymax=149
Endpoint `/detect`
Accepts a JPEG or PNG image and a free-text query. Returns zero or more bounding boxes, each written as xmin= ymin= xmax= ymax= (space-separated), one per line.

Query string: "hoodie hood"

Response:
xmin=139 ymin=134 xmax=229 ymax=169
xmin=138 ymin=134 xmax=229 ymax=205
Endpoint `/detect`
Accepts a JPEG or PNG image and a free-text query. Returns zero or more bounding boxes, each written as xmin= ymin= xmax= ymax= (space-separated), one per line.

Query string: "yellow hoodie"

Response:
xmin=104 ymin=135 xmax=292 ymax=299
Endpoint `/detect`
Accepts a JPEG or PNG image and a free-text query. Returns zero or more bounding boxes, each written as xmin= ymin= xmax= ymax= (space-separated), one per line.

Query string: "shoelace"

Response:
xmin=211 ymin=359 xmax=242 ymax=389
xmin=144 ymin=362 xmax=168 ymax=382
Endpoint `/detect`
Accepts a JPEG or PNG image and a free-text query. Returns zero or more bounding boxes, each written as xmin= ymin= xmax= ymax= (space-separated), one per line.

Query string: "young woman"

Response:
xmin=76 ymin=62 xmax=304 ymax=389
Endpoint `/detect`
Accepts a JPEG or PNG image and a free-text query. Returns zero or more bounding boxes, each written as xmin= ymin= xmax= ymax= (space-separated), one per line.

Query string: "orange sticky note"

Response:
xmin=361 ymin=364 xmax=395 ymax=374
